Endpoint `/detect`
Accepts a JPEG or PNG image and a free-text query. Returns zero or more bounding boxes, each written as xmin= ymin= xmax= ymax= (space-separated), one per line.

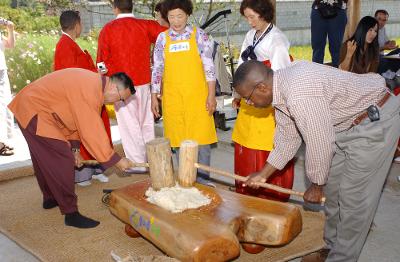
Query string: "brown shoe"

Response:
xmin=301 ymin=248 xmax=330 ymax=262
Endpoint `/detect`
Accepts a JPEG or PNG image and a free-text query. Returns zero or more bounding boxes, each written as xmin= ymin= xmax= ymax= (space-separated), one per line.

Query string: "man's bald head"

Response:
xmin=233 ymin=60 xmax=274 ymax=108
xmin=233 ymin=60 xmax=273 ymax=91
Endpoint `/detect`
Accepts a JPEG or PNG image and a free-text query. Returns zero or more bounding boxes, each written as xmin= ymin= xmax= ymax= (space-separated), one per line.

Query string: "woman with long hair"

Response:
xmin=339 ymin=16 xmax=380 ymax=73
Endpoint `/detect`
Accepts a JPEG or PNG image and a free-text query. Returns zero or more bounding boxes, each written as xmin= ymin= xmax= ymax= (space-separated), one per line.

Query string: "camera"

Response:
xmin=97 ymin=62 xmax=107 ymax=74
xmin=0 ymin=18 xmax=10 ymax=26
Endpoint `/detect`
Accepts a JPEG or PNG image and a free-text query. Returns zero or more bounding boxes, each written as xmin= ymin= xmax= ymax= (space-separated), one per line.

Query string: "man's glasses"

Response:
xmin=116 ymin=88 xmax=125 ymax=103
xmin=244 ymin=82 xmax=261 ymax=104
xmin=117 ymin=85 xmax=136 ymax=103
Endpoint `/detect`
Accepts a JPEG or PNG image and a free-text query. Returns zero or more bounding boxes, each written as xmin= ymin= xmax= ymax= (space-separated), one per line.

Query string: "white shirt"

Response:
xmin=238 ymin=25 xmax=291 ymax=71
xmin=378 ymin=27 xmax=389 ymax=49
xmin=116 ymin=13 xmax=135 ymax=19
xmin=0 ymin=32 xmax=7 ymax=70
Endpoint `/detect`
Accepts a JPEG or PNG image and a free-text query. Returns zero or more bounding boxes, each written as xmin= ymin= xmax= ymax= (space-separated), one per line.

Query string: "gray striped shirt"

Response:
xmin=268 ymin=61 xmax=388 ymax=185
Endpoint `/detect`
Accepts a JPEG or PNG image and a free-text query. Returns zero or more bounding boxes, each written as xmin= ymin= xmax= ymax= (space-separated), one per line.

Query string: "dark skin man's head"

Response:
xmin=233 ymin=60 xmax=274 ymax=108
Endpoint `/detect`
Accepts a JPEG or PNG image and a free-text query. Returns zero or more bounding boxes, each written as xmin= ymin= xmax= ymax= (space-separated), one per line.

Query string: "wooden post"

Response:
xmin=146 ymin=138 xmax=175 ymax=190
xmin=178 ymin=140 xmax=199 ymax=187
xmin=344 ymin=0 xmax=361 ymax=41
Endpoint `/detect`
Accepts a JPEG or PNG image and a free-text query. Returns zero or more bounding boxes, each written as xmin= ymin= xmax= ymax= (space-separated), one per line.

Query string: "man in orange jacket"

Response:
xmin=9 ymin=69 xmax=134 ymax=229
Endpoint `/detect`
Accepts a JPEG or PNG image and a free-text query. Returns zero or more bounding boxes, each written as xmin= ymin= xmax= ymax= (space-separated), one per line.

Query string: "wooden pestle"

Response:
xmin=145 ymin=138 xmax=175 ymax=190
xmin=177 ymin=140 xmax=199 ymax=187
xmin=179 ymin=140 xmax=326 ymax=203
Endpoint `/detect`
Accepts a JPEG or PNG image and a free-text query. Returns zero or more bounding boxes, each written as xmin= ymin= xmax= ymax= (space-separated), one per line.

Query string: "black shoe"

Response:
xmin=65 ymin=212 xmax=100 ymax=229
xmin=43 ymin=199 xmax=58 ymax=209
xmin=301 ymin=248 xmax=330 ymax=262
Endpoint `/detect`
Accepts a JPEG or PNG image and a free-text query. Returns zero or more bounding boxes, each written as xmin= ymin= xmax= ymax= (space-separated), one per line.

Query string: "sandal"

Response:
xmin=4 ymin=144 xmax=13 ymax=151
xmin=0 ymin=143 xmax=14 ymax=156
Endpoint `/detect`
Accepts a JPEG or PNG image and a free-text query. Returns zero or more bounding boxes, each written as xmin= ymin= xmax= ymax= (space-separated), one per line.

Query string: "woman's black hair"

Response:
xmin=349 ymin=16 xmax=379 ymax=66
xmin=161 ymin=0 xmax=193 ymax=22
xmin=240 ymin=0 xmax=274 ymax=23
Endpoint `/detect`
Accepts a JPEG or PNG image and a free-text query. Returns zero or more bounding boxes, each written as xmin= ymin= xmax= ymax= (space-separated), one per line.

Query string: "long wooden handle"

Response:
xmin=194 ymin=163 xmax=326 ymax=203
xmin=81 ymin=160 xmax=149 ymax=168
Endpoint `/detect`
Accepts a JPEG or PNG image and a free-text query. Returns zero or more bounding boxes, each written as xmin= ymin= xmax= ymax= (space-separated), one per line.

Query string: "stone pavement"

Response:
xmin=1 ymin=120 xmax=399 ymax=261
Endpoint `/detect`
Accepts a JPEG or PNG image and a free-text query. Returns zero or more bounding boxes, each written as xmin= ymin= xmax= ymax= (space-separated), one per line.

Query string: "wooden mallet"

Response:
xmin=83 ymin=138 xmax=176 ymax=191
xmin=178 ymin=140 xmax=326 ymax=203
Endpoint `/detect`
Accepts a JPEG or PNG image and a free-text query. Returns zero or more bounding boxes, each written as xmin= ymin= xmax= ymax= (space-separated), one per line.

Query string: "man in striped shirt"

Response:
xmin=233 ymin=60 xmax=400 ymax=262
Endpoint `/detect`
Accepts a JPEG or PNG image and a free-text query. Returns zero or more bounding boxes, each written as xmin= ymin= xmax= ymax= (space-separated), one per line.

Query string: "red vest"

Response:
xmin=54 ymin=34 xmax=97 ymax=72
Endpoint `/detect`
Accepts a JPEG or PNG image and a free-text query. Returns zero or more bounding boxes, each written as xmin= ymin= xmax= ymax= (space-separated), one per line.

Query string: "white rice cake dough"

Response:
xmin=145 ymin=184 xmax=211 ymax=213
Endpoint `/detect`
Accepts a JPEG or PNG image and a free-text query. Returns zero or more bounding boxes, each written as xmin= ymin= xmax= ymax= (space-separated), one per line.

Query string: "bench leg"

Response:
xmin=125 ymin=224 xmax=141 ymax=238
xmin=242 ymin=243 xmax=265 ymax=254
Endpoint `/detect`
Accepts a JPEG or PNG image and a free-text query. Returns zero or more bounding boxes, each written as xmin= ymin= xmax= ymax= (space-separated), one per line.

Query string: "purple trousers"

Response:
xmin=19 ymin=116 xmax=77 ymax=214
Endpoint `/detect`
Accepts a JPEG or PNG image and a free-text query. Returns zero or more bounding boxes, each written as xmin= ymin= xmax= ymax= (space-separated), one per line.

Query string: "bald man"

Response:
xmin=9 ymin=69 xmax=135 ymax=229
xmin=233 ymin=60 xmax=400 ymax=262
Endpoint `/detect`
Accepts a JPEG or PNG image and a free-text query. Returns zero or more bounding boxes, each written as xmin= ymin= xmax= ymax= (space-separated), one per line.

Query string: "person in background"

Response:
xmin=8 ymin=69 xmax=135 ymax=229
xmin=154 ymin=1 xmax=169 ymax=27
xmin=234 ymin=60 xmax=400 ymax=262
xmin=151 ymin=0 xmax=218 ymax=186
xmin=374 ymin=10 xmax=398 ymax=52
xmin=97 ymin=0 xmax=166 ymax=173
xmin=54 ymin=10 xmax=112 ymax=186
xmin=375 ymin=10 xmax=400 ymax=164
xmin=374 ymin=9 xmax=400 ymax=74
xmin=311 ymin=0 xmax=348 ymax=67
xmin=339 ymin=16 xmax=380 ymax=74
xmin=231 ymin=0 xmax=294 ymax=201
xmin=152 ymin=1 xmax=168 ymax=123
xmin=0 ymin=17 xmax=15 ymax=156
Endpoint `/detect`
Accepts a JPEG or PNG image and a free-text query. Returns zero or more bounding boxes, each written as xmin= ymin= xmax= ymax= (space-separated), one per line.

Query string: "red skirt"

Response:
xmin=234 ymin=143 xmax=295 ymax=202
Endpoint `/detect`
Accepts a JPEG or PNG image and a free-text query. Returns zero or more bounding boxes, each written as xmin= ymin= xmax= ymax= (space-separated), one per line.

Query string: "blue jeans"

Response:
xmin=311 ymin=8 xmax=347 ymax=67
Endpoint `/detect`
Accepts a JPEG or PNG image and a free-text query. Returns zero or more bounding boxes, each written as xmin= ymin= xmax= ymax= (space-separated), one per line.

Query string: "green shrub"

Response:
xmin=0 ymin=5 xmax=58 ymax=32
xmin=5 ymin=31 xmax=97 ymax=93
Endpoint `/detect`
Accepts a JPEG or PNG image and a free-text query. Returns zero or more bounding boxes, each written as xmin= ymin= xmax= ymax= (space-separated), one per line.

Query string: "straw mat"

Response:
xmin=0 ymin=144 xmax=325 ymax=261
xmin=0 ymin=174 xmax=325 ymax=261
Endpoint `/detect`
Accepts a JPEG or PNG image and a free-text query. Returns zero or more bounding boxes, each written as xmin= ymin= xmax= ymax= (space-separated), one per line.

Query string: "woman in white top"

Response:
xmin=0 ymin=18 xmax=15 ymax=156
xmin=232 ymin=0 xmax=294 ymax=202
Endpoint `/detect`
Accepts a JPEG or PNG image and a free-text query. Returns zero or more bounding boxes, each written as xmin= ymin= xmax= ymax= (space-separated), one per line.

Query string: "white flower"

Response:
xmin=26 ymin=80 xmax=31 ymax=84
xmin=12 ymin=85 xmax=17 ymax=89
xmin=37 ymin=59 xmax=41 ymax=65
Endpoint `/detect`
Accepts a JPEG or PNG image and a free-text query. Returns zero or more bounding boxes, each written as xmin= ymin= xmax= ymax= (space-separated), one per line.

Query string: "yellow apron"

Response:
xmin=162 ymin=27 xmax=217 ymax=148
xmin=232 ymin=100 xmax=275 ymax=151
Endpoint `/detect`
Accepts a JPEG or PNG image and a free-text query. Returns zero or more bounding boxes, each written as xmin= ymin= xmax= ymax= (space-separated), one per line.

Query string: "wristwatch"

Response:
xmin=72 ymin=148 xmax=80 ymax=153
